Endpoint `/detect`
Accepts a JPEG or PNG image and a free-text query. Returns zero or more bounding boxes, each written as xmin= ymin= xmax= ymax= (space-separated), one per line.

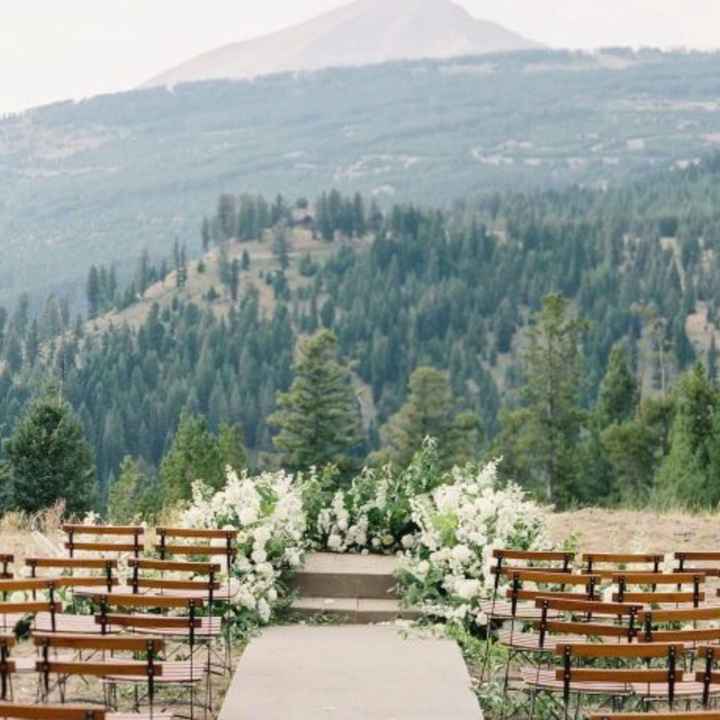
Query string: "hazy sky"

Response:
xmin=2 ymin=0 xmax=719 ymax=115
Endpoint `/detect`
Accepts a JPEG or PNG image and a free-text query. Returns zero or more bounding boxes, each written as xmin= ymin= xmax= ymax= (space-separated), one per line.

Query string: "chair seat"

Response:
xmin=633 ymin=681 xmax=708 ymax=698
xmin=105 ymin=661 xmax=204 ymax=685
xmin=33 ymin=612 xmax=118 ymax=634
xmin=520 ymin=668 xmax=631 ymax=696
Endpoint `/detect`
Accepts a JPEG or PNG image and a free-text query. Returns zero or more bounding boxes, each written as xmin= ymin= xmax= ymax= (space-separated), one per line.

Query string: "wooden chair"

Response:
xmin=62 ymin=526 xmax=144 ymax=560
xmin=26 ymin=559 xmax=120 ymax=600
xmin=89 ymin=595 xmax=206 ymax=718
xmin=676 ymin=553 xmax=720 ymax=578
xmin=638 ymin=607 xmax=720 ymax=651
xmin=611 ymin=573 xmax=706 ymax=608
xmin=552 ymin=642 xmax=691 ymax=716
xmin=583 ymin=553 xmax=666 ymax=580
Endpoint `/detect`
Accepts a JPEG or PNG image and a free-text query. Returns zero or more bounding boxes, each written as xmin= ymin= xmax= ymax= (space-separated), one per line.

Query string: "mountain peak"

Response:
xmin=144 ymin=0 xmax=541 ymax=88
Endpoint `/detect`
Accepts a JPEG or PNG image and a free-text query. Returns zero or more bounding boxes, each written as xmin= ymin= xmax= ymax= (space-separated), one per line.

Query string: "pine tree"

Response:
xmin=108 ymin=456 xmax=145 ymax=523
xmin=3 ymin=387 xmax=96 ymax=514
xmin=269 ymin=330 xmax=362 ymax=473
xmin=496 ymin=294 xmax=587 ymax=506
xmin=230 ymin=259 xmax=240 ymax=302
xmin=86 ymin=266 xmax=100 ymax=320
xmin=201 ymin=217 xmax=211 ymax=252
xmin=159 ymin=412 xmax=225 ymax=505
xmin=596 ymin=344 xmax=639 ymax=426
xmin=378 ymin=367 xmax=480 ymax=469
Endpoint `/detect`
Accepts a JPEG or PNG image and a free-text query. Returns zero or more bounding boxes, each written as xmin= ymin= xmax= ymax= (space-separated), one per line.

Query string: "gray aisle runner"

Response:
xmin=219 ymin=624 xmax=483 ymax=720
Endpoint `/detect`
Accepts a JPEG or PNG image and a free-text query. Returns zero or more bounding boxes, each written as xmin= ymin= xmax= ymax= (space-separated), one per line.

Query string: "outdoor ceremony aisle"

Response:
xmin=218 ymin=624 xmax=483 ymax=720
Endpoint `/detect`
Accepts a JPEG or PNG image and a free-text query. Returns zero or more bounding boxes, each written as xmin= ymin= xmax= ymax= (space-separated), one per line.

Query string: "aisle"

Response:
xmin=219 ymin=624 xmax=483 ymax=720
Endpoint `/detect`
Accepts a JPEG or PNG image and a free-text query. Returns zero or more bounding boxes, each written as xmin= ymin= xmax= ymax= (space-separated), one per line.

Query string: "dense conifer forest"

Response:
xmin=2 ymin=155 xmax=720 ymax=510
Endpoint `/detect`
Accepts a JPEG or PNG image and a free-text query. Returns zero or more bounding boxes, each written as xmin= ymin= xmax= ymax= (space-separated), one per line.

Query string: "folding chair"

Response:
xmin=552 ymin=642 xmax=690 ymax=718
xmin=90 ymin=594 xmax=207 ymax=717
xmin=695 ymin=645 xmax=720 ymax=707
xmin=638 ymin=607 xmax=720 ymax=654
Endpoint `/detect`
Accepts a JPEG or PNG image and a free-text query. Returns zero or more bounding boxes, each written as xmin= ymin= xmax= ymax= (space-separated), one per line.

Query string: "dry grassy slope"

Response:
xmin=86 ymin=229 xmax=370 ymax=336
xmin=547 ymin=508 xmax=720 ymax=555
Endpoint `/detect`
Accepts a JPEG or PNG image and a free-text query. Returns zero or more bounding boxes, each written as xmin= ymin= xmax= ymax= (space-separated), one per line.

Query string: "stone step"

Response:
xmin=290 ymin=596 xmax=421 ymax=624
xmin=291 ymin=552 xmax=399 ymax=599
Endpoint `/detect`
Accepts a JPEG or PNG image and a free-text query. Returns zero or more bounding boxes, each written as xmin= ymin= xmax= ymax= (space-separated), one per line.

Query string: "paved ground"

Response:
xmin=219 ymin=624 xmax=482 ymax=720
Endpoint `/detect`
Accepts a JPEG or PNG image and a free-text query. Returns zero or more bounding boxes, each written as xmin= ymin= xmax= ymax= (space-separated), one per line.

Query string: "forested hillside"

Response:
xmin=2 ymin=155 xmax=720 ymax=509
xmin=3 ymin=49 xmax=720 ymax=308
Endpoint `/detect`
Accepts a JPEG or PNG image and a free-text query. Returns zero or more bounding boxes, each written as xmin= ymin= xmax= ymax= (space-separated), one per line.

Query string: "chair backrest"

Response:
xmin=26 ymin=558 xmax=118 ymax=593
xmin=639 ymin=607 xmax=720 ymax=646
xmin=33 ymin=633 xmax=165 ymax=654
xmin=490 ymin=550 xmax=575 ymax=592
xmin=62 ymin=525 xmax=144 ymax=558
xmin=0 ymin=703 xmax=105 ymax=720
xmin=583 ymin=553 xmax=665 ymax=579
xmin=555 ymin=642 xmax=685 ymax=706
xmin=675 ymin=552 xmax=720 ymax=577
xmin=504 ymin=571 xmax=601 ymax=617
xmin=155 ymin=528 xmax=237 ymax=573
xmin=611 ymin=572 xmax=705 ymax=606
xmin=127 ymin=558 xmax=221 ymax=600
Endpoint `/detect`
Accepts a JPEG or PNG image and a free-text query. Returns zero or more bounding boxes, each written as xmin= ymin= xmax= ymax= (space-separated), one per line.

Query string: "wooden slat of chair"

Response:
xmin=554 ymin=642 xmax=685 ymax=659
xmin=534 ymin=597 xmax=642 ymax=616
xmin=127 ymin=559 xmax=221 ymax=574
xmin=612 ymin=572 xmax=706 ymax=585
xmin=97 ymin=614 xmax=201 ymax=631
xmin=613 ymin=591 xmax=705 ymax=604
xmin=26 ymin=559 xmax=118 ymax=570
xmin=62 ymin=526 xmax=144 ymax=537
xmin=152 ymin=544 xmax=231 ymax=557
xmin=558 ymin=668 xmax=683 ymax=684
xmin=643 ymin=628 xmax=720 ymax=644
xmin=507 ymin=589 xmax=598 ymax=603
xmin=63 ymin=543 xmax=142 ymax=554
xmin=91 ymin=593 xmax=205 ymax=610
xmin=583 ymin=553 xmax=665 ymax=564
xmin=0 ymin=601 xmax=61 ymax=615
xmin=639 ymin=607 xmax=720 ymax=623
xmin=0 ymin=703 xmax=104 ymax=720
xmin=156 ymin=528 xmax=236 ymax=540
xmin=493 ymin=549 xmax=575 ymax=562
xmin=33 ymin=633 xmax=165 ymax=653
xmin=38 ymin=661 xmax=162 ymax=678
xmin=501 ymin=570 xmax=599 ymax=585
xmin=54 ymin=578 xmax=120 ymax=590
xmin=135 ymin=579 xmax=220 ymax=593
xmin=676 ymin=553 xmax=720 ymax=577
xmin=538 ymin=620 xmax=636 ymax=639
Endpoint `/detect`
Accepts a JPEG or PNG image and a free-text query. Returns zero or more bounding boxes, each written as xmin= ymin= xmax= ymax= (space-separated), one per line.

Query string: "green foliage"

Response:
xmin=377 ymin=367 xmax=481 ymax=469
xmin=108 ymin=456 xmax=161 ymax=523
xmin=270 ymin=330 xmax=362 ymax=474
xmin=159 ymin=412 xmax=247 ymax=505
xmin=2 ymin=387 xmax=96 ymax=515
xmin=495 ymin=295 xmax=587 ymax=507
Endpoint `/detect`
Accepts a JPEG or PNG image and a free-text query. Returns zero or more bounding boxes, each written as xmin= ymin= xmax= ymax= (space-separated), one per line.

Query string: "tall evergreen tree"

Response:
xmin=3 ymin=387 xmax=96 ymax=514
xmin=269 ymin=330 xmax=362 ymax=473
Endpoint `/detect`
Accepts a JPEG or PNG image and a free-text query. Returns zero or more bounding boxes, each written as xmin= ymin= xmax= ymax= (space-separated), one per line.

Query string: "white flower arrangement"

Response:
xmin=397 ymin=458 xmax=549 ymax=629
xmin=180 ymin=466 xmax=306 ymax=626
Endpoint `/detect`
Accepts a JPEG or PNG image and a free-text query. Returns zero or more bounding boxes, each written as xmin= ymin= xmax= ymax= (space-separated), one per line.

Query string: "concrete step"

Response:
xmin=290 ymin=596 xmax=421 ymax=624
xmin=291 ymin=552 xmax=399 ymax=599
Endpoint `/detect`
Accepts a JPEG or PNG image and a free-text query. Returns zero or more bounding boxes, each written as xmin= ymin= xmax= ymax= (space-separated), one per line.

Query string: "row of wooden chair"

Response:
xmin=0 ymin=523 xmax=243 ymax=720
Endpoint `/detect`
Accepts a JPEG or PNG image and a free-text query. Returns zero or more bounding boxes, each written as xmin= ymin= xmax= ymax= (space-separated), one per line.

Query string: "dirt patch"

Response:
xmin=547 ymin=507 xmax=720 ymax=555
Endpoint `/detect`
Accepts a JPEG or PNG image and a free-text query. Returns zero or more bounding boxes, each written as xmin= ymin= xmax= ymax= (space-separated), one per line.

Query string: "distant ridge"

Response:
xmin=144 ymin=0 xmax=542 ymax=88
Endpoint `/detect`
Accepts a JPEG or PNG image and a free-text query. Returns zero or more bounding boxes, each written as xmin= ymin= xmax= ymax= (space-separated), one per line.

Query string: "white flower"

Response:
xmin=327 ymin=535 xmax=343 ymax=551
xmin=451 ymin=544 xmax=473 ymax=564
